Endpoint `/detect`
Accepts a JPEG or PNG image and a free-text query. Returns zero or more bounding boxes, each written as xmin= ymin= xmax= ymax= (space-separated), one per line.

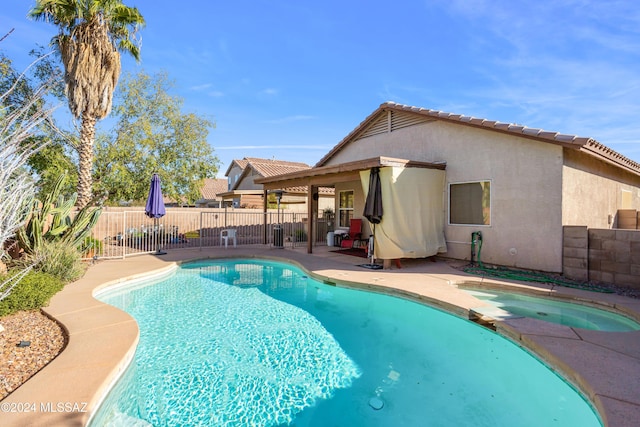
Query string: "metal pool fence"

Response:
xmin=84 ymin=208 xmax=334 ymax=260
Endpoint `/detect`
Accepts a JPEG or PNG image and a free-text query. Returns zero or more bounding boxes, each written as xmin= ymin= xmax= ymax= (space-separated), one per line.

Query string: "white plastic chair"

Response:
xmin=220 ymin=229 xmax=237 ymax=248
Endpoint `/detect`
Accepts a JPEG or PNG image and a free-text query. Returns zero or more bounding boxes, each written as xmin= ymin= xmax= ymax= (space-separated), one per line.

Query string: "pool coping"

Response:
xmin=1 ymin=246 xmax=639 ymax=426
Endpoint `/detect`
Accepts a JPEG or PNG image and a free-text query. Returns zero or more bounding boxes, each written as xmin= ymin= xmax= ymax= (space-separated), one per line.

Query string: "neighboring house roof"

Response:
xmin=224 ymin=158 xmax=250 ymax=177
xmin=228 ymin=157 xmax=313 ymax=192
xmin=199 ymin=178 xmax=227 ymax=200
xmin=316 ymin=101 xmax=640 ymax=176
xmin=162 ymin=178 xmax=227 ymax=206
xmin=194 ymin=178 xmax=227 ymax=205
xmin=222 ymin=157 xmax=334 ymax=198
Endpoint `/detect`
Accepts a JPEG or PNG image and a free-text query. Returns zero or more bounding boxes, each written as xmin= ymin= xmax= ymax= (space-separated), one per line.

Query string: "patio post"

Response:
xmin=307 ymin=184 xmax=316 ymax=254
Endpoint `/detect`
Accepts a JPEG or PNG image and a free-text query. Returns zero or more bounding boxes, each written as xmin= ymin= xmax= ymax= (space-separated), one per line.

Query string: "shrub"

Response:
xmin=0 ymin=270 xmax=64 ymax=317
xmin=27 ymin=240 xmax=86 ymax=282
xmin=294 ymin=229 xmax=307 ymax=242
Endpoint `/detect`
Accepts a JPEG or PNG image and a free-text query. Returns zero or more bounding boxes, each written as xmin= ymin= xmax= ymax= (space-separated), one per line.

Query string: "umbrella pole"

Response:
xmin=154 ymin=217 xmax=167 ymax=255
xmin=369 ymin=224 xmax=375 ymax=265
xmin=358 ymin=223 xmax=382 ymax=269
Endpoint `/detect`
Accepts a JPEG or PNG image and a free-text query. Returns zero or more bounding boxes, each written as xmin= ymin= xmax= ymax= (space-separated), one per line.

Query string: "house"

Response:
xmin=257 ymin=102 xmax=640 ymax=273
xmin=194 ymin=178 xmax=228 ymax=208
xmin=220 ymin=157 xmax=333 ymax=210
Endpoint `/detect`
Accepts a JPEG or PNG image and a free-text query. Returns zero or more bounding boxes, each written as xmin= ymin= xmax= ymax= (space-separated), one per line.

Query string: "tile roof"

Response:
xmin=224 ymin=158 xmax=250 ymax=177
xmin=225 ymin=157 xmax=311 ymax=179
xmin=247 ymin=158 xmax=311 ymax=177
xmin=200 ymin=178 xmax=227 ymax=200
xmin=317 ymin=102 xmax=640 ymax=176
xmin=223 ymin=157 xmax=334 ymax=195
xmin=384 ymin=101 xmax=594 ymax=145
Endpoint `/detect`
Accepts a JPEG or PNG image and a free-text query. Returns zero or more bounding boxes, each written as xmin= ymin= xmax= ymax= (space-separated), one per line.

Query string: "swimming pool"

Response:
xmin=464 ymin=288 xmax=640 ymax=332
xmin=91 ymin=259 xmax=602 ymax=426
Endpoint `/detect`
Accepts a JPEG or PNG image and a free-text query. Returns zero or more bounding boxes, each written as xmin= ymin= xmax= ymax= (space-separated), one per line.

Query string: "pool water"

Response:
xmin=92 ymin=259 xmax=602 ymax=426
xmin=465 ymin=289 xmax=640 ymax=332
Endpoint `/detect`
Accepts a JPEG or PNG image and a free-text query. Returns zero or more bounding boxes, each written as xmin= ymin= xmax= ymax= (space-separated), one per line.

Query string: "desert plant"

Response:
xmin=17 ymin=172 xmax=102 ymax=255
xmin=80 ymin=236 xmax=103 ymax=257
xmin=0 ymin=270 xmax=64 ymax=316
xmin=0 ymin=55 xmax=57 ymax=301
xmin=24 ymin=239 xmax=86 ymax=282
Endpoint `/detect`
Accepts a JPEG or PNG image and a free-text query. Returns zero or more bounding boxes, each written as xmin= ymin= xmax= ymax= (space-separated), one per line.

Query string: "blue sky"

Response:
xmin=2 ymin=0 xmax=640 ymax=177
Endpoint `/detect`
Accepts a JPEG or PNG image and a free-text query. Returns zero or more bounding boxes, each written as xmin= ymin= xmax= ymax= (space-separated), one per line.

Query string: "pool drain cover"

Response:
xmin=369 ymin=397 xmax=384 ymax=410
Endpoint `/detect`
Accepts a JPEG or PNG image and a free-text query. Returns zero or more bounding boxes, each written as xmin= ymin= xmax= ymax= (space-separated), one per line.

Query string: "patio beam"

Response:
xmin=256 ymin=156 xmax=445 ymax=190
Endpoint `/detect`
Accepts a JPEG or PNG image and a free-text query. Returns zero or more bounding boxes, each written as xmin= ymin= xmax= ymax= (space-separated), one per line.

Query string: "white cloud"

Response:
xmin=190 ymin=83 xmax=213 ymax=91
xmin=260 ymin=88 xmax=279 ymax=96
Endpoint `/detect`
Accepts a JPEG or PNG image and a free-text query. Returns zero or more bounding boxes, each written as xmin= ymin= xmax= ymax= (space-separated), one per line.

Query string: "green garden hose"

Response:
xmin=464 ymin=232 xmax=613 ymax=294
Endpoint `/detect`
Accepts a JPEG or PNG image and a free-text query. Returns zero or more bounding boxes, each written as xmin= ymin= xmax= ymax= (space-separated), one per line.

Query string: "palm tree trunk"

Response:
xmin=77 ymin=113 xmax=96 ymax=208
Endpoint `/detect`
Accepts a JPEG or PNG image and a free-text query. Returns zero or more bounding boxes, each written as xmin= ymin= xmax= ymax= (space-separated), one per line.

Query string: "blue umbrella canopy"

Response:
xmin=145 ymin=173 xmax=166 ymax=219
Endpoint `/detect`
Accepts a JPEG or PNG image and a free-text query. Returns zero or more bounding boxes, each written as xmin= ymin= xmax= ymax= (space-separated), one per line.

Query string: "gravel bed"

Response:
xmin=449 ymin=261 xmax=640 ymax=299
xmin=0 ymin=310 xmax=66 ymax=400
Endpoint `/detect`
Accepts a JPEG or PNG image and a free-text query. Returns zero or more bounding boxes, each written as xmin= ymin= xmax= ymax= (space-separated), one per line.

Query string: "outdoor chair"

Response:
xmin=340 ymin=218 xmax=363 ymax=249
xmin=220 ymin=229 xmax=237 ymax=248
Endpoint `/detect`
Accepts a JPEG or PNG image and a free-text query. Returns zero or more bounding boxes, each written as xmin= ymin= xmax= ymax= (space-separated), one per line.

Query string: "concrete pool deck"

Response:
xmin=2 ymin=245 xmax=639 ymax=426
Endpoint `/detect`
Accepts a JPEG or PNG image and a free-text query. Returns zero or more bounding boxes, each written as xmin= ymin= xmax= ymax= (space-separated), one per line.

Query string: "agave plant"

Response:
xmin=17 ymin=172 xmax=102 ymax=254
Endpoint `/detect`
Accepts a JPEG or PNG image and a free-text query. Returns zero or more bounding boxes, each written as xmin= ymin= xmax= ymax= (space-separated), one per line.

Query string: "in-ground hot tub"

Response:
xmin=462 ymin=287 xmax=640 ymax=332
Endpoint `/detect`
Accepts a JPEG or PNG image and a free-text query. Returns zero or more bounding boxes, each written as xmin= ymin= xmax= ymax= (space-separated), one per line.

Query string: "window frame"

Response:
xmin=338 ymin=190 xmax=354 ymax=228
xmin=448 ymin=180 xmax=492 ymax=226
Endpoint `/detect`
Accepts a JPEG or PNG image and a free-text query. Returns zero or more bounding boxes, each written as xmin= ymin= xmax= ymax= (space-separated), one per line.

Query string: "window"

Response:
xmin=338 ymin=190 xmax=354 ymax=227
xmin=449 ymin=181 xmax=491 ymax=225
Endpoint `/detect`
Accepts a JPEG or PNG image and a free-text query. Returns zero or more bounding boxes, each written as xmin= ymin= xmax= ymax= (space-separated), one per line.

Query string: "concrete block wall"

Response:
xmin=562 ymin=226 xmax=588 ymax=282
xmin=616 ymin=209 xmax=639 ymax=229
xmin=563 ymin=226 xmax=640 ymax=288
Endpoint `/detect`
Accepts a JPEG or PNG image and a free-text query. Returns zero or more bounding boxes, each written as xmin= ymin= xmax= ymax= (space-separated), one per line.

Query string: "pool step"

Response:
xmin=469 ymin=306 xmax=520 ymax=330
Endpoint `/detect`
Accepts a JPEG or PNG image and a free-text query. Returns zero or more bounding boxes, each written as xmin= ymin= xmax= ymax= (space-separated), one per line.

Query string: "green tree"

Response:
xmin=94 ymin=71 xmax=219 ymax=205
xmin=29 ymin=0 xmax=145 ymax=208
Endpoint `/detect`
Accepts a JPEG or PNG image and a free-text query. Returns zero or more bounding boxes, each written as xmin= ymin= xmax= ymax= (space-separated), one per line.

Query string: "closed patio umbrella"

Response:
xmin=361 ymin=167 xmax=383 ymax=269
xmin=363 ymin=167 xmax=383 ymax=224
xmin=145 ymin=173 xmax=167 ymax=255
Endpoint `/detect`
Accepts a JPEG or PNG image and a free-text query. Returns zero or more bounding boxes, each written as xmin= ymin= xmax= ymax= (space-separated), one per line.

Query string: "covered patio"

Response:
xmin=256 ymin=156 xmax=448 ymax=265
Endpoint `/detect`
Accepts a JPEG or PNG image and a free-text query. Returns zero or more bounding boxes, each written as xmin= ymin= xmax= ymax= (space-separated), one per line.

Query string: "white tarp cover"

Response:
xmin=360 ymin=167 xmax=447 ymax=260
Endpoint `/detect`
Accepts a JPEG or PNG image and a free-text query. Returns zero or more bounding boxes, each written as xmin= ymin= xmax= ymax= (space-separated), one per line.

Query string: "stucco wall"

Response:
xmin=236 ymin=170 xmax=260 ymax=191
xmin=227 ymin=165 xmax=243 ymax=188
xmin=562 ymin=149 xmax=640 ymax=228
xmin=326 ymin=120 xmax=565 ymax=272
xmin=334 ymin=181 xmax=367 ymax=234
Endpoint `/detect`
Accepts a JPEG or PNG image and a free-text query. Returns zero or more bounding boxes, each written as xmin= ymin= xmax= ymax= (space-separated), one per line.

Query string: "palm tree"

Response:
xmin=29 ymin=0 xmax=144 ymax=208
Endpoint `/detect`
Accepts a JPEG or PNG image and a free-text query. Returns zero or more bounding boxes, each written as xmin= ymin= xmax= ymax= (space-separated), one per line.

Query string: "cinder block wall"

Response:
xmin=616 ymin=209 xmax=639 ymax=229
xmin=563 ymin=226 xmax=640 ymax=288
xmin=562 ymin=226 xmax=588 ymax=282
